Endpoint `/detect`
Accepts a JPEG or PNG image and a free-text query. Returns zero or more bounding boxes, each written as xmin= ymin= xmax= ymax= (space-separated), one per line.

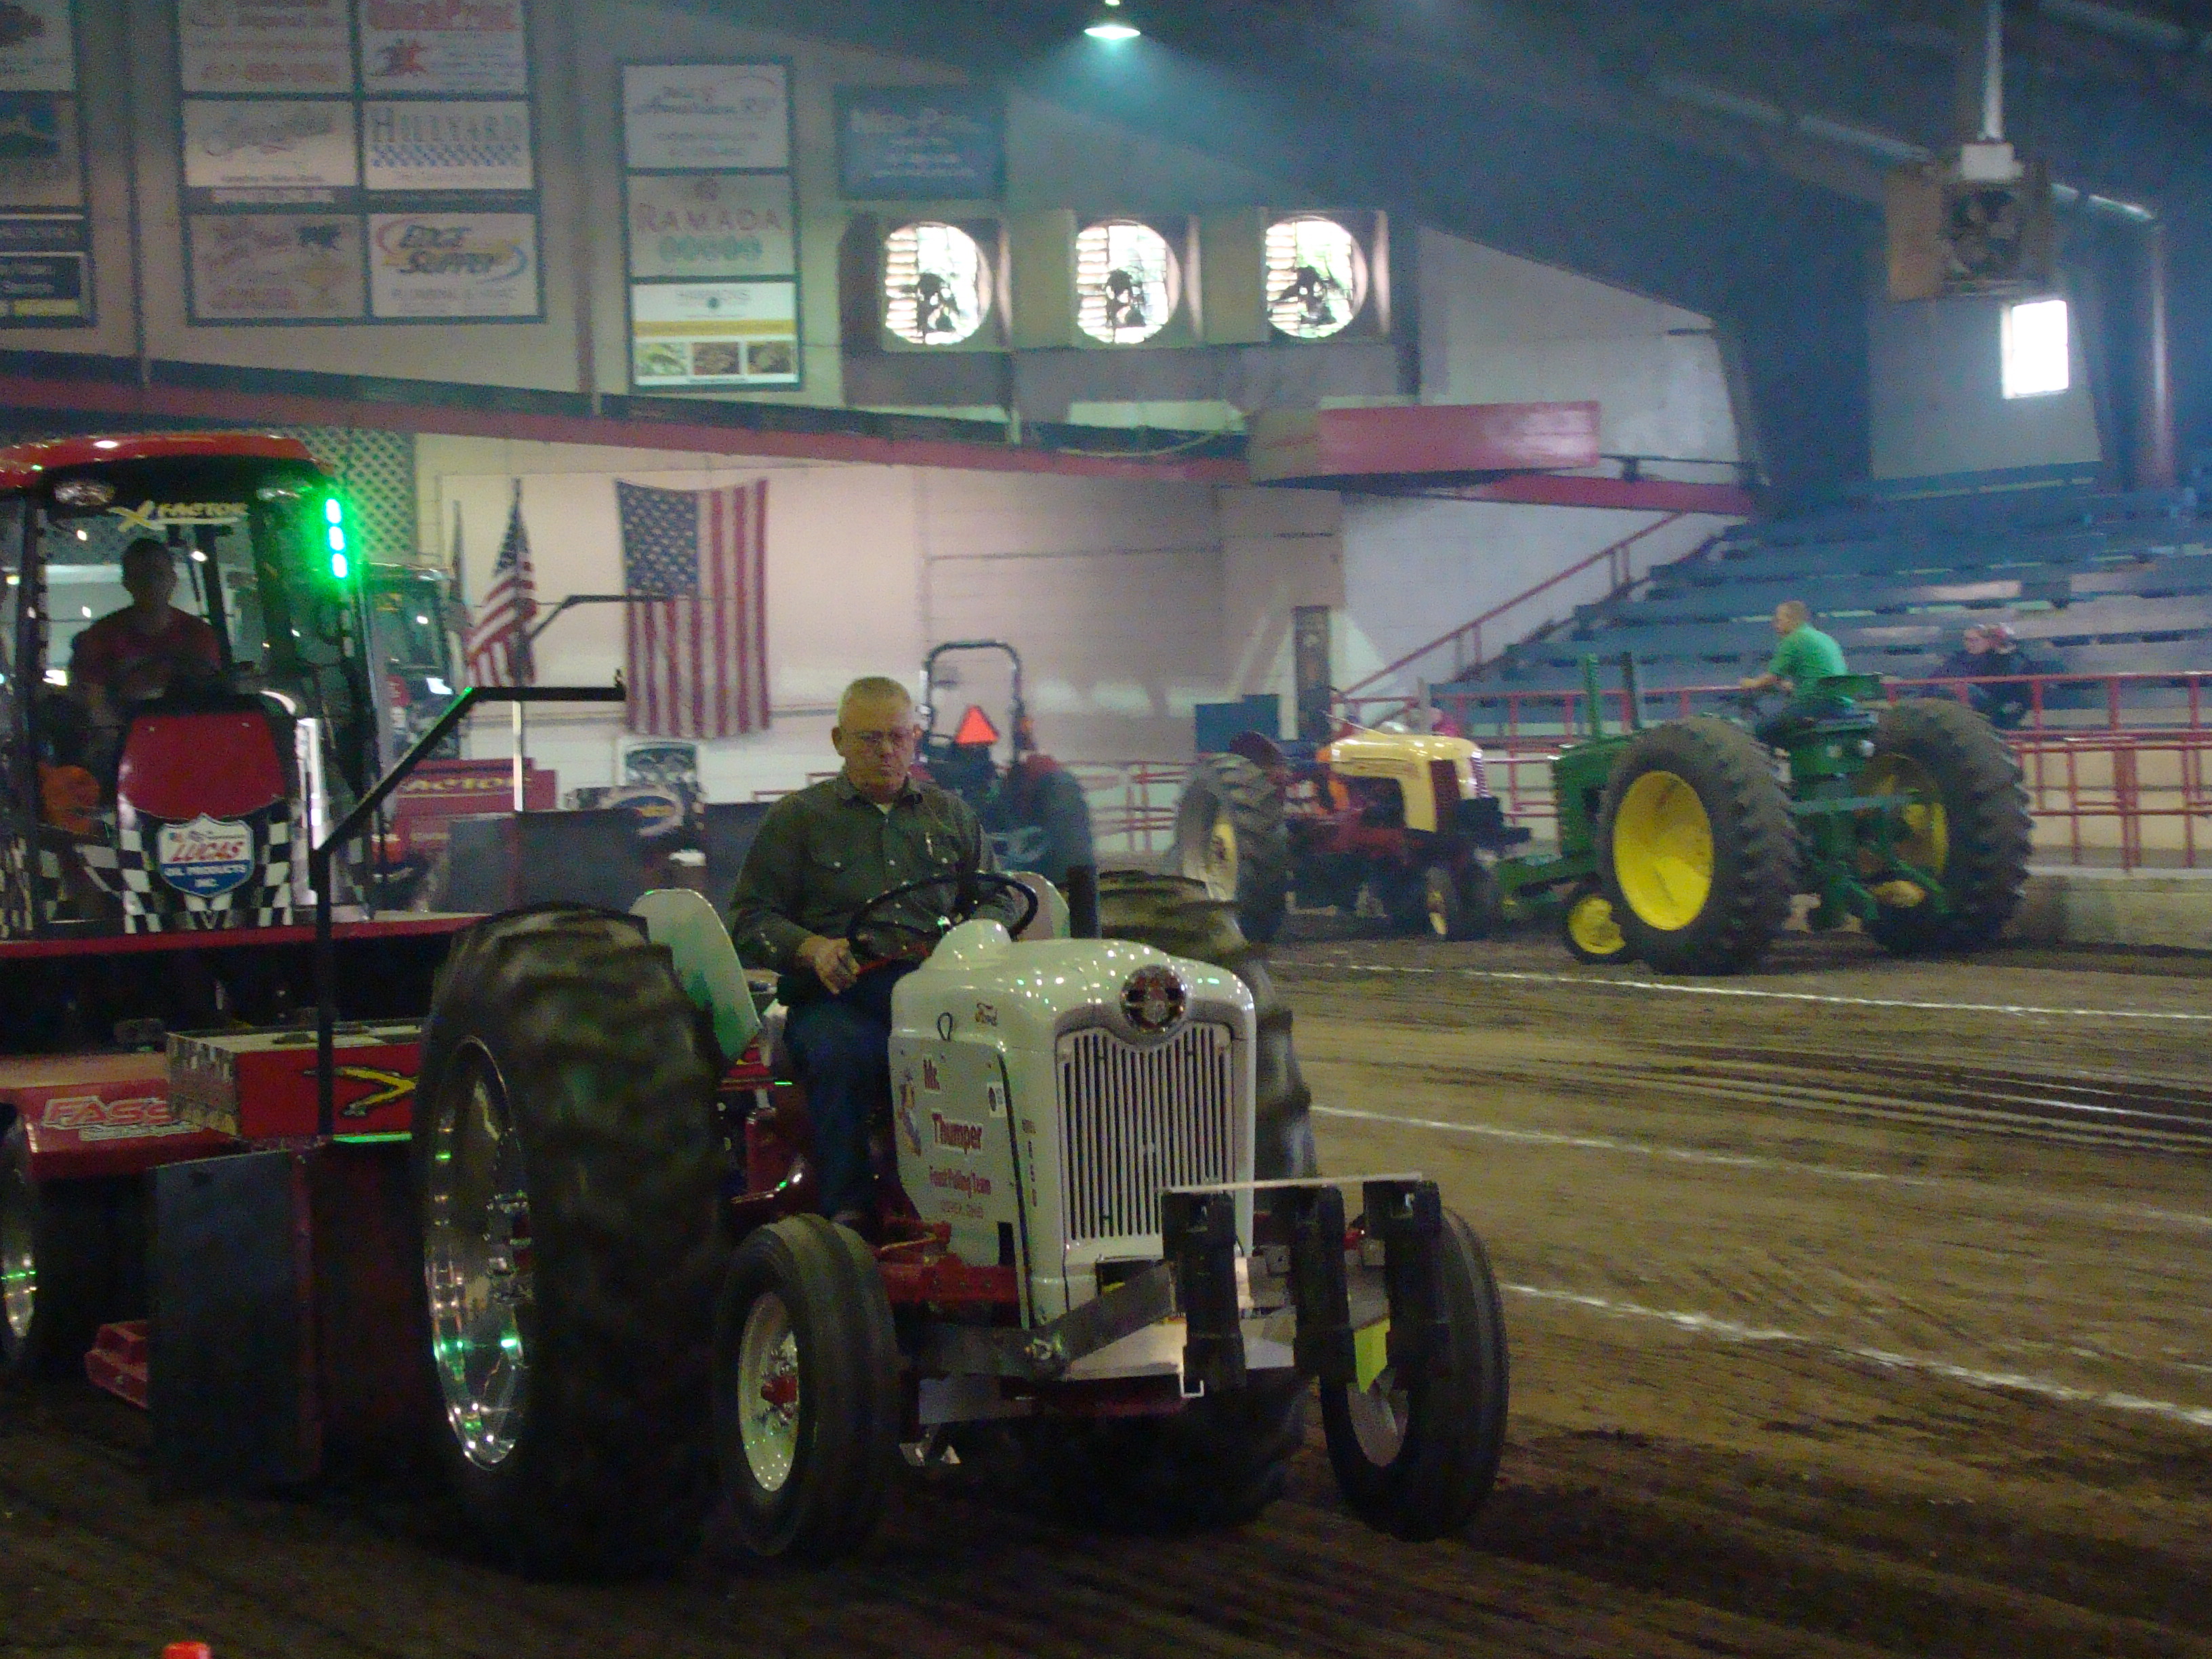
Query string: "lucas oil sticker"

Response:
xmin=155 ymin=815 xmax=255 ymax=897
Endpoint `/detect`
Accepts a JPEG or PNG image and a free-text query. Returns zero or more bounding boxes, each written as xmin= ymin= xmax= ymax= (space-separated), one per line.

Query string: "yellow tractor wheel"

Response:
xmin=1597 ymin=716 xmax=1793 ymax=975
xmin=1860 ymin=699 xmax=2031 ymax=956
xmin=1559 ymin=880 xmax=1630 ymax=964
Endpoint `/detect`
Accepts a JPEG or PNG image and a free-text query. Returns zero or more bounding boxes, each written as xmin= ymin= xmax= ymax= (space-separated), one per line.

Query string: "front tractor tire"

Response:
xmin=413 ymin=907 xmax=724 ymax=1579
xmin=1174 ymin=754 xmax=1290 ymax=945
xmin=1598 ymin=717 xmax=1794 ymax=975
xmin=1322 ymin=1208 xmax=1509 ymax=1541
xmin=714 ymin=1214 xmax=899 ymax=1563
xmin=1559 ymin=879 xmax=1631 ymax=964
xmin=1860 ymin=698 xmax=2032 ymax=956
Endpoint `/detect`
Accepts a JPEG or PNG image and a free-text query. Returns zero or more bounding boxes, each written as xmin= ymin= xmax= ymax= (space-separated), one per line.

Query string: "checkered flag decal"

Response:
xmin=81 ymin=811 xmax=295 ymax=934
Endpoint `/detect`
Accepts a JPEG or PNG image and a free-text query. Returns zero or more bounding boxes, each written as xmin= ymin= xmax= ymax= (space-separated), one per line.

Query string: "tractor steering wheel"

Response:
xmin=844 ymin=871 xmax=1040 ymax=970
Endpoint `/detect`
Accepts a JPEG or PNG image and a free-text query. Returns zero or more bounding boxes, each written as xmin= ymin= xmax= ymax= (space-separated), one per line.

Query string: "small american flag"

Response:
xmin=618 ymin=479 xmax=769 ymax=737
xmin=465 ymin=483 xmax=535 ymax=687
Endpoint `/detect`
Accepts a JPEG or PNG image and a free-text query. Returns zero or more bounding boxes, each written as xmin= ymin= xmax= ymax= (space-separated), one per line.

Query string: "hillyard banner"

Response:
xmin=626 ymin=173 xmax=792 ymax=281
xmin=363 ymin=100 xmax=533 ymax=192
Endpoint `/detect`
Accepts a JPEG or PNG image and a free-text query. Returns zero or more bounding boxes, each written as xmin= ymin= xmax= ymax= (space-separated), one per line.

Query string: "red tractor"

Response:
xmin=1 ymin=434 xmax=1509 ymax=1574
xmin=0 ymin=434 xmax=467 ymax=1380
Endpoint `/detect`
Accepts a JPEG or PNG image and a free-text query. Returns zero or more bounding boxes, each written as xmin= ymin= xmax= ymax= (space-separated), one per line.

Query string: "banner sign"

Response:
xmin=835 ymin=86 xmax=1002 ymax=200
xmin=369 ymin=209 xmax=538 ymax=318
xmin=182 ymin=98 xmax=358 ymax=196
xmin=630 ymin=279 xmax=797 ymax=388
xmin=363 ymin=99 xmax=531 ymax=192
xmin=621 ymin=63 xmax=787 ymax=171
xmin=0 ymin=92 xmax=81 ymax=208
xmin=178 ymin=0 xmax=354 ymax=96
xmin=626 ymin=171 xmax=791 ymax=280
xmin=361 ymin=0 xmax=528 ymax=96
xmin=0 ymin=211 xmax=85 ymax=321
xmin=0 ymin=0 xmax=73 ymax=92
xmin=188 ymin=213 xmax=365 ymax=321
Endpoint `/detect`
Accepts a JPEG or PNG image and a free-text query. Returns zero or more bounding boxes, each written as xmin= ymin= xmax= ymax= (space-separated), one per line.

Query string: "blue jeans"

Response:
xmin=783 ymin=964 xmax=914 ymax=1218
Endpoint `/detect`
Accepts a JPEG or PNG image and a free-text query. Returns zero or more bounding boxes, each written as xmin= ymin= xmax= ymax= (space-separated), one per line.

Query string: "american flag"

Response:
xmin=465 ymin=484 xmax=535 ymax=687
xmin=618 ymin=478 xmax=769 ymax=737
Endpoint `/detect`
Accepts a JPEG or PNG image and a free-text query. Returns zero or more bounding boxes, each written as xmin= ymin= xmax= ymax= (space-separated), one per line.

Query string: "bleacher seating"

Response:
xmin=1435 ymin=476 xmax=2211 ymax=712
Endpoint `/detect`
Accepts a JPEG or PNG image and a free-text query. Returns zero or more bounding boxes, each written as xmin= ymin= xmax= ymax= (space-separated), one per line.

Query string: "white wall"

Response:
xmin=1415 ymin=229 xmax=1741 ymax=467
xmin=1335 ymin=500 xmax=1735 ymax=696
xmin=417 ymin=437 xmax=1231 ymax=799
xmin=1868 ymin=291 xmax=2101 ymax=478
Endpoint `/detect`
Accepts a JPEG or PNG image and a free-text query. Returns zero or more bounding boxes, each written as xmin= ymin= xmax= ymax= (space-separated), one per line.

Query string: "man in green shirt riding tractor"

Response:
xmin=1739 ymin=599 xmax=1851 ymax=747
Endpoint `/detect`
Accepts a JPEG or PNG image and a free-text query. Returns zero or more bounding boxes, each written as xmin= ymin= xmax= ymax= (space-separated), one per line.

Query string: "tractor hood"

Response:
xmin=889 ymin=920 xmax=1259 ymax=1321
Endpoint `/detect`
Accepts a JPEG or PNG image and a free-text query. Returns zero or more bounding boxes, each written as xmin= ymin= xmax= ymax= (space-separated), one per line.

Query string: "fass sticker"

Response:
xmin=155 ymin=815 xmax=255 ymax=897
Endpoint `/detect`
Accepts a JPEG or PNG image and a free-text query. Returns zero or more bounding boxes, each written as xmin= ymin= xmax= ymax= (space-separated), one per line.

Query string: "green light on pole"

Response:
xmin=325 ymin=495 xmax=352 ymax=582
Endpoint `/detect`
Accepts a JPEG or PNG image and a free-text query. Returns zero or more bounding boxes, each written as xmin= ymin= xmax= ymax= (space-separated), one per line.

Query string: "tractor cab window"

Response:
xmin=33 ymin=466 xmax=377 ymax=800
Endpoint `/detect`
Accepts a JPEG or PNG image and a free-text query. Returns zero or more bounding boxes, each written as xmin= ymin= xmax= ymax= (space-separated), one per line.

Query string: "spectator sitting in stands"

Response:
xmin=1938 ymin=621 xmax=2038 ymax=731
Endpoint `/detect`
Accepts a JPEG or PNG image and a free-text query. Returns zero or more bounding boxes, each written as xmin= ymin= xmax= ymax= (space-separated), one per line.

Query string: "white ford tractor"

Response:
xmin=411 ymin=869 xmax=1509 ymax=1574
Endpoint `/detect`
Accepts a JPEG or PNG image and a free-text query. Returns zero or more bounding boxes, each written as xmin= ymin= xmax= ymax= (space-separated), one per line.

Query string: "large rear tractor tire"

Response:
xmin=413 ymin=906 xmax=724 ymax=1578
xmin=1322 ymin=1208 xmax=1509 ymax=1540
xmin=1101 ymin=871 xmax=1314 ymax=1179
xmin=1 ymin=1121 xmax=117 ymax=1382
xmin=715 ymin=1214 xmax=899 ymax=1563
xmin=1860 ymin=698 xmax=2032 ymax=956
xmin=1173 ymin=755 xmax=1290 ymax=945
xmin=1597 ymin=717 xmax=1794 ymax=975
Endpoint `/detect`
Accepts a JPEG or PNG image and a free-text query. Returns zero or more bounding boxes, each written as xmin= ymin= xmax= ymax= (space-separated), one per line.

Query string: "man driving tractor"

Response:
xmin=69 ymin=537 xmax=223 ymax=735
xmin=728 ymin=675 xmax=1017 ymax=1230
xmin=1738 ymin=598 xmax=1849 ymax=747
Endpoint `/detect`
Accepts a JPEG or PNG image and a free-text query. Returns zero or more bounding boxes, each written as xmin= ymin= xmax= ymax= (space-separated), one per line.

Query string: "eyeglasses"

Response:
xmin=844 ymin=727 xmax=918 ymax=750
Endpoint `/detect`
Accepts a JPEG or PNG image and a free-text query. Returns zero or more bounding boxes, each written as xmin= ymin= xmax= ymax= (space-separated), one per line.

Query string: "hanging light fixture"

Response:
xmin=1085 ymin=0 xmax=1140 ymax=41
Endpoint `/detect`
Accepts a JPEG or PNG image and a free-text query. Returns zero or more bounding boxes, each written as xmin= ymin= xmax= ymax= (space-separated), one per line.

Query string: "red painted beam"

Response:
xmin=1248 ymin=401 xmax=1601 ymax=483
xmin=0 ymin=373 xmax=1245 ymax=485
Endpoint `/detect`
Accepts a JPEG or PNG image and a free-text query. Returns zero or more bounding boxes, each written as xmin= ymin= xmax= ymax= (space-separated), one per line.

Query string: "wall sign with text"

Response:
xmin=175 ymin=0 xmax=540 ymax=325
xmin=0 ymin=0 xmax=86 ymax=325
xmin=835 ymin=86 xmax=1002 ymax=201
xmin=621 ymin=61 xmax=798 ymax=390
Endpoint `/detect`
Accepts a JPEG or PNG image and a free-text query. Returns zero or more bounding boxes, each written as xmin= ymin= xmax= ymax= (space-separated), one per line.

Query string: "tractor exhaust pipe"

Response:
xmin=1066 ymin=863 xmax=1101 ymax=939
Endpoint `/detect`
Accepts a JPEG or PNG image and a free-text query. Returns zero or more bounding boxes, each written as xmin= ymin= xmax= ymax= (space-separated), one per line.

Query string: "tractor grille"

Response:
xmin=1057 ymin=1023 xmax=1238 ymax=1244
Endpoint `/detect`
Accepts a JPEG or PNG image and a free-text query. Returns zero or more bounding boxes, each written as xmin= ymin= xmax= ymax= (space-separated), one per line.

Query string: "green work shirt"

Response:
xmin=1767 ymin=623 xmax=1848 ymax=689
xmin=726 ymin=773 xmax=1004 ymax=985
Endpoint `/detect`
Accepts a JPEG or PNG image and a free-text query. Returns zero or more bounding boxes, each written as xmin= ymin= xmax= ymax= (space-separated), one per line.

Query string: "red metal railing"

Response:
xmin=1336 ymin=513 xmax=1692 ymax=700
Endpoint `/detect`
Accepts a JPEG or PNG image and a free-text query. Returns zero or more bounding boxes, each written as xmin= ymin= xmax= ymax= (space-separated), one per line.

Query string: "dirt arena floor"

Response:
xmin=5 ymin=925 xmax=2211 ymax=1658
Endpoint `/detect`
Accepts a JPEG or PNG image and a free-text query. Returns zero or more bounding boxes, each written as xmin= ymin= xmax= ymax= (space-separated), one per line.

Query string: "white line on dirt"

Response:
xmin=1504 ymin=1284 xmax=2212 ymax=1431
xmin=1298 ymin=963 xmax=2212 ymax=1021
xmin=1311 ymin=1103 xmax=2212 ymax=1231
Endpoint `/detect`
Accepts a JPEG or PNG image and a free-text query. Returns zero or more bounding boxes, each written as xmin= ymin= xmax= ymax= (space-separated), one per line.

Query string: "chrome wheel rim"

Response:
xmin=423 ymin=1041 xmax=532 ymax=1471
xmin=737 ymin=1291 xmax=802 ymax=1493
xmin=1 ymin=1155 xmax=35 ymax=1346
xmin=1347 ymin=1366 xmax=1409 ymax=1465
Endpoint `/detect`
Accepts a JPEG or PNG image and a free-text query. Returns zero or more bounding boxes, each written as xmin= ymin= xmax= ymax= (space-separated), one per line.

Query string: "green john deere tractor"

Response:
xmin=1493 ymin=657 xmax=2032 ymax=974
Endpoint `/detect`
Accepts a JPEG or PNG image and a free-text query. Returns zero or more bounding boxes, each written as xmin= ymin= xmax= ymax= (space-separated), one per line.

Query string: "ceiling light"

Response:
xmin=1086 ymin=1 xmax=1139 ymax=40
